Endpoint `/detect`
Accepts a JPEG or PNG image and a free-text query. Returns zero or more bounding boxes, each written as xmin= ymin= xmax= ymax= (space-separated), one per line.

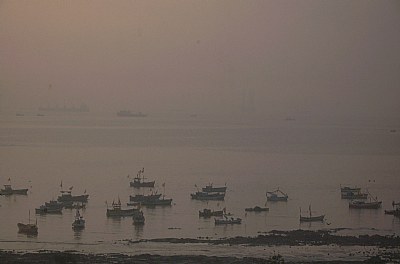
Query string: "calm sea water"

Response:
xmin=1 ymin=113 xmax=399 ymax=258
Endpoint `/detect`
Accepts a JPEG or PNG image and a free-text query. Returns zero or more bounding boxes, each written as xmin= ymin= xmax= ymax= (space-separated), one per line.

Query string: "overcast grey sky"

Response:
xmin=0 ymin=0 xmax=399 ymax=120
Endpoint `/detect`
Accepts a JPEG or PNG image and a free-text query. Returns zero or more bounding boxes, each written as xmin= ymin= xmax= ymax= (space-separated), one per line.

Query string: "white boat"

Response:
xmin=214 ymin=213 xmax=242 ymax=225
xmin=72 ymin=209 xmax=85 ymax=229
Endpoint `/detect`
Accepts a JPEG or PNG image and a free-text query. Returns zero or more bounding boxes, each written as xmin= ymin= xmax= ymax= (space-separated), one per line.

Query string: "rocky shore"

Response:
xmin=127 ymin=229 xmax=400 ymax=247
xmin=2 ymin=230 xmax=399 ymax=263
xmin=1 ymin=250 xmax=397 ymax=264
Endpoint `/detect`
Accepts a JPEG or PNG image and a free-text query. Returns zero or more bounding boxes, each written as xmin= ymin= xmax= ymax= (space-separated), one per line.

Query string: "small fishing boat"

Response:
xmin=129 ymin=168 xmax=155 ymax=188
xmin=266 ymin=188 xmax=288 ymax=202
xmin=340 ymin=185 xmax=368 ymax=199
xmin=141 ymin=197 xmax=173 ymax=207
xmin=245 ymin=206 xmax=269 ymax=212
xmin=17 ymin=211 xmax=38 ymax=235
xmin=214 ymin=214 xmax=242 ymax=225
xmin=129 ymin=192 xmax=162 ymax=202
xmin=106 ymin=198 xmax=139 ymax=217
xmin=349 ymin=200 xmax=382 ymax=209
xmin=35 ymin=200 xmax=63 ymax=214
xmin=341 ymin=191 xmax=368 ymax=199
xmin=191 ymin=191 xmax=225 ymax=201
xmin=133 ymin=210 xmax=145 ymax=225
xmin=72 ymin=209 xmax=85 ymax=229
xmin=201 ymin=184 xmax=227 ymax=193
xmin=199 ymin=208 xmax=224 ymax=218
xmin=300 ymin=205 xmax=325 ymax=222
xmin=0 ymin=184 xmax=28 ymax=195
xmin=349 ymin=192 xmax=382 ymax=209
xmin=57 ymin=190 xmax=89 ymax=203
xmin=385 ymin=201 xmax=400 ymax=216
xmin=340 ymin=186 xmax=361 ymax=193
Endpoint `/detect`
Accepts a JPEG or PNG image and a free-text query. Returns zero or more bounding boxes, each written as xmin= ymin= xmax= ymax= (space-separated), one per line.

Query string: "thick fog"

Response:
xmin=1 ymin=1 xmax=399 ymax=121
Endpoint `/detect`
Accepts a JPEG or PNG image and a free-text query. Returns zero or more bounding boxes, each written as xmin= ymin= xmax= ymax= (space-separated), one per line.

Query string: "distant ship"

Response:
xmin=117 ymin=110 xmax=147 ymax=117
xmin=38 ymin=103 xmax=89 ymax=113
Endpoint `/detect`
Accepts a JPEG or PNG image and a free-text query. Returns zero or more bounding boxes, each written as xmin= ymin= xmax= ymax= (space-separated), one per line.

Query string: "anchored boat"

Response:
xmin=340 ymin=185 xmax=368 ymax=199
xmin=129 ymin=168 xmax=155 ymax=188
xmin=349 ymin=192 xmax=382 ymax=209
xmin=57 ymin=190 xmax=89 ymax=203
xmin=266 ymin=189 xmax=288 ymax=202
xmin=300 ymin=205 xmax=325 ymax=222
xmin=129 ymin=192 xmax=162 ymax=203
xmin=385 ymin=201 xmax=400 ymax=216
xmin=17 ymin=211 xmax=38 ymax=235
xmin=106 ymin=199 xmax=139 ymax=217
xmin=191 ymin=191 xmax=225 ymax=201
xmin=0 ymin=184 xmax=28 ymax=195
xmin=214 ymin=214 xmax=242 ymax=225
xmin=245 ymin=206 xmax=269 ymax=212
xmin=141 ymin=196 xmax=172 ymax=207
xmin=349 ymin=200 xmax=382 ymax=209
xmin=72 ymin=209 xmax=85 ymax=229
xmin=201 ymin=184 xmax=227 ymax=193
xmin=35 ymin=200 xmax=63 ymax=214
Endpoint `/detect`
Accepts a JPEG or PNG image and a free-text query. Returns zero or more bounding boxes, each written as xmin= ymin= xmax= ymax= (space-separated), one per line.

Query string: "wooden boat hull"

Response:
xmin=130 ymin=181 xmax=155 ymax=188
xmin=106 ymin=208 xmax=138 ymax=217
xmin=0 ymin=188 xmax=28 ymax=195
xmin=72 ymin=220 xmax=85 ymax=229
xmin=141 ymin=198 xmax=172 ymax=206
xmin=202 ymin=186 xmax=227 ymax=193
xmin=300 ymin=215 xmax=325 ymax=222
xmin=245 ymin=206 xmax=269 ymax=212
xmin=58 ymin=194 xmax=89 ymax=203
xmin=385 ymin=209 xmax=400 ymax=216
xmin=191 ymin=192 xmax=225 ymax=201
xmin=17 ymin=223 xmax=38 ymax=234
xmin=341 ymin=192 xmax=368 ymax=199
xmin=349 ymin=201 xmax=382 ymax=209
xmin=266 ymin=190 xmax=288 ymax=202
xmin=340 ymin=187 xmax=361 ymax=193
xmin=129 ymin=193 xmax=161 ymax=202
xmin=35 ymin=207 xmax=62 ymax=214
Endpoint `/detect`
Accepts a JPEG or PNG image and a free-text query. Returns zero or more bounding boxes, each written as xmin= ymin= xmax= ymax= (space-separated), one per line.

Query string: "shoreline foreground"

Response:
xmin=2 ymin=230 xmax=399 ymax=263
xmin=0 ymin=250 xmax=398 ymax=263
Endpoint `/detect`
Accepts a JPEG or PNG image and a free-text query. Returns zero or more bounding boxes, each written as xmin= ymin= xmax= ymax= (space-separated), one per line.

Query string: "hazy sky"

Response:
xmin=0 ymin=0 xmax=399 ymax=120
